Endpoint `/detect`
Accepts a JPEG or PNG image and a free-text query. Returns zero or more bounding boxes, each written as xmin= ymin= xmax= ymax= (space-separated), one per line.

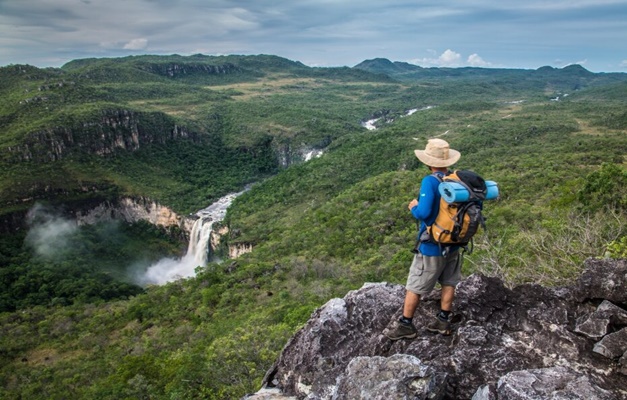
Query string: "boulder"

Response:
xmin=335 ymin=354 xmax=447 ymax=400
xmin=575 ymin=258 xmax=627 ymax=304
xmin=486 ymin=366 xmax=616 ymax=400
xmin=575 ymin=300 xmax=627 ymax=339
xmin=254 ymin=258 xmax=627 ymax=399
xmin=593 ymin=328 xmax=627 ymax=359
xmin=264 ymin=282 xmax=406 ymax=399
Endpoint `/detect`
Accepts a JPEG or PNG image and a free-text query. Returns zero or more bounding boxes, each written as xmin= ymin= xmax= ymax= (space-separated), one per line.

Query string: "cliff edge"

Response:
xmin=247 ymin=258 xmax=627 ymax=399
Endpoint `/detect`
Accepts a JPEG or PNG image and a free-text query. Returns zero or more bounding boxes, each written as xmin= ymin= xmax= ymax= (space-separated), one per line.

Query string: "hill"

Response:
xmin=0 ymin=54 xmax=626 ymax=399
xmin=0 ymin=55 xmax=396 ymax=220
xmin=353 ymin=57 xmax=627 ymax=89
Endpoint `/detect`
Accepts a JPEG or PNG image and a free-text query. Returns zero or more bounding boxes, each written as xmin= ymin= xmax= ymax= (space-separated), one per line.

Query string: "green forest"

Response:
xmin=1 ymin=55 xmax=626 ymax=399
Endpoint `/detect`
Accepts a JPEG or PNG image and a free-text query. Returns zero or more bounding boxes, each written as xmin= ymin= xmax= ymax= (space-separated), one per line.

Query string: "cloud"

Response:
xmin=439 ymin=49 xmax=462 ymax=66
xmin=0 ymin=0 xmax=625 ymax=71
xmin=622 ymin=60 xmax=627 ymax=68
xmin=100 ymin=38 xmax=149 ymax=51
xmin=123 ymin=38 xmax=148 ymax=50
xmin=467 ymin=53 xmax=491 ymax=67
xmin=410 ymin=49 xmax=491 ymax=68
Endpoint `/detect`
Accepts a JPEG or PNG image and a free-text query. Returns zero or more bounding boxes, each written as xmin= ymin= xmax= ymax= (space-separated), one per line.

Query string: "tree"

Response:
xmin=577 ymin=163 xmax=627 ymax=212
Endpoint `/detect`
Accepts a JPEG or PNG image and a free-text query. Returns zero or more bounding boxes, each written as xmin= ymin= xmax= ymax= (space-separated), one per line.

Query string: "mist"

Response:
xmin=25 ymin=203 xmax=78 ymax=259
xmin=21 ymin=189 xmax=245 ymax=287
xmin=134 ymin=252 xmax=203 ymax=286
xmin=21 ymin=202 xmax=201 ymax=287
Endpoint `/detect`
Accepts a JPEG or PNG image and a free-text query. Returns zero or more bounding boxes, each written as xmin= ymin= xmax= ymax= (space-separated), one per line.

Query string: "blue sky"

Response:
xmin=1 ymin=0 xmax=626 ymax=72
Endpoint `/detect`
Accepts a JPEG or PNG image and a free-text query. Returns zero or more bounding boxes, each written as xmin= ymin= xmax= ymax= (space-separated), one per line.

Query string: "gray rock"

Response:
xmin=575 ymin=300 xmax=627 ymax=339
xmin=243 ymin=388 xmax=297 ymax=399
xmin=256 ymin=259 xmax=627 ymax=400
xmin=576 ymin=258 xmax=627 ymax=304
xmin=593 ymin=328 xmax=627 ymax=360
xmin=495 ymin=366 xmax=617 ymax=400
xmin=265 ymin=282 xmax=406 ymax=399
xmin=471 ymin=384 xmax=496 ymax=400
xmin=333 ymin=354 xmax=447 ymax=400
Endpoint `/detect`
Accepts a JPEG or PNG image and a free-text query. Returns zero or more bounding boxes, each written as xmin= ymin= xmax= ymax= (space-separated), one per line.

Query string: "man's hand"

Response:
xmin=408 ymin=199 xmax=418 ymax=210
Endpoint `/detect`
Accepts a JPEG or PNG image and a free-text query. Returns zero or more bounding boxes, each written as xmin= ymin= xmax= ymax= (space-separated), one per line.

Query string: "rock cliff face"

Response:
xmin=5 ymin=109 xmax=198 ymax=162
xmin=208 ymin=225 xmax=254 ymax=259
xmin=248 ymin=258 xmax=627 ymax=400
xmin=138 ymin=62 xmax=240 ymax=78
xmin=275 ymin=143 xmax=325 ymax=168
xmin=73 ymin=196 xmax=194 ymax=233
xmin=229 ymin=242 xmax=255 ymax=259
xmin=72 ymin=197 xmax=257 ymax=258
xmin=273 ymin=136 xmax=330 ymax=169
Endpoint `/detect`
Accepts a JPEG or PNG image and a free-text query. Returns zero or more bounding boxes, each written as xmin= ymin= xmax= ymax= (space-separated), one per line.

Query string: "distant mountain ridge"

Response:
xmin=353 ymin=57 xmax=627 ymax=86
xmin=55 ymin=54 xmax=389 ymax=85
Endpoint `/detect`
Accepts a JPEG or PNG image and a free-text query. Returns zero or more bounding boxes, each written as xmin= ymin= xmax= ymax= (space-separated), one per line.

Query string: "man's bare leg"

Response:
xmin=440 ymin=285 xmax=455 ymax=312
xmin=403 ymin=290 xmax=421 ymax=318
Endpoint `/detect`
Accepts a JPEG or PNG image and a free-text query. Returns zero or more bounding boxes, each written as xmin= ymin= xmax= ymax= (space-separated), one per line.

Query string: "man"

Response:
xmin=384 ymin=138 xmax=463 ymax=340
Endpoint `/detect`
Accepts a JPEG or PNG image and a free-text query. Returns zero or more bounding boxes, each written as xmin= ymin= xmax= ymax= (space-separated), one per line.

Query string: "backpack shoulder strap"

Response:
xmin=430 ymin=171 xmax=447 ymax=183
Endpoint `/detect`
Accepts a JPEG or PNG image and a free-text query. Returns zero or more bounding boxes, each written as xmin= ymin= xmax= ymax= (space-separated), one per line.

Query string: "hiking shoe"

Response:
xmin=426 ymin=316 xmax=452 ymax=336
xmin=384 ymin=319 xmax=418 ymax=340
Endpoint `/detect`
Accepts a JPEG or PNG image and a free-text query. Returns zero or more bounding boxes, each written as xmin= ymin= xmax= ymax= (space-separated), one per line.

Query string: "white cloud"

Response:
xmin=467 ymin=53 xmax=490 ymax=67
xmin=410 ymin=49 xmax=460 ymax=67
xmin=123 ymin=38 xmax=148 ymax=50
xmin=410 ymin=49 xmax=488 ymax=68
xmin=438 ymin=49 xmax=462 ymax=66
xmin=621 ymin=60 xmax=627 ymax=68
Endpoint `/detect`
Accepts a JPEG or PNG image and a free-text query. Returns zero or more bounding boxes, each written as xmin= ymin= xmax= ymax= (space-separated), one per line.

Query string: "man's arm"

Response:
xmin=410 ymin=176 xmax=438 ymax=221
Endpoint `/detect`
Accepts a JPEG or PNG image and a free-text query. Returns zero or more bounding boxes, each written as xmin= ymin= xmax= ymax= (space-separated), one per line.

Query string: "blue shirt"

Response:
xmin=410 ymin=171 xmax=458 ymax=256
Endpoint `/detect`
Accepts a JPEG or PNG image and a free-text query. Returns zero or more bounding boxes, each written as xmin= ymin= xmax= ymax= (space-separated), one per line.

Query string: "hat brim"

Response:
xmin=414 ymin=149 xmax=461 ymax=167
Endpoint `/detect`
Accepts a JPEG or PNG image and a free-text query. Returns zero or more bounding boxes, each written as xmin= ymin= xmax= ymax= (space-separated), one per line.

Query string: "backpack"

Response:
xmin=426 ymin=170 xmax=486 ymax=250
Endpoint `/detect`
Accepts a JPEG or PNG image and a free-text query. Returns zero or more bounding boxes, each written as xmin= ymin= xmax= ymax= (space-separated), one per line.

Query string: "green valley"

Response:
xmin=0 ymin=55 xmax=626 ymax=399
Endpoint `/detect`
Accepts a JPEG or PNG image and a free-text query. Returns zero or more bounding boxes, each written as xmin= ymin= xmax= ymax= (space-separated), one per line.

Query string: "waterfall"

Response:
xmin=137 ymin=189 xmax=246 ymax=286
xmin=187 ymin=217 xmax=214 ymax=266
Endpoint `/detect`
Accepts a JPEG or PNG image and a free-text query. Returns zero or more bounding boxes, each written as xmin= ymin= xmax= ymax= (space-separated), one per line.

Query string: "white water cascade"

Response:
xmin=137 ymin=189 xmax=246 ymax=286
xmin=361 ymin=106 xmax=435 ymax=131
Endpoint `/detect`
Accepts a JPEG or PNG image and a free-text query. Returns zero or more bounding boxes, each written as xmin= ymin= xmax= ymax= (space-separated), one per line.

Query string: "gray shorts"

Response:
xmin=406 ymin=251 xmax=462 ymax=295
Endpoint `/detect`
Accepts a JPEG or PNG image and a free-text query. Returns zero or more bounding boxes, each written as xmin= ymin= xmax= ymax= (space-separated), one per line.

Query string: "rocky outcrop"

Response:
xmin=5 ymin=109 xmax=198 ymax=162
xmin=0 ymin=194 xmax=194 ymax=237
xmin=275 ymin=143 xmax=324 ymax=168
xmin=229 ymin=242 xmax=254 ymax=259
xmin=73 ymin=196 xmax=194 ymax=232
xmin=210 ymin=225 xmax=230 ymax=251
xmin=273 ymin=137 xmax=330 ymax=168
xmin=252 ymin=258 xmax=627 ymax=399
xmin=209 ymin=225 xmax=254 ymax=259
xmin=138 ymin=62 xmax=240 ymax=78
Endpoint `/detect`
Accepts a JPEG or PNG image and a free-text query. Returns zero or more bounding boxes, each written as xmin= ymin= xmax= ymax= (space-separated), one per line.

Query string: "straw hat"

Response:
xmin=414 ymin=138 xmax=461 ymax=167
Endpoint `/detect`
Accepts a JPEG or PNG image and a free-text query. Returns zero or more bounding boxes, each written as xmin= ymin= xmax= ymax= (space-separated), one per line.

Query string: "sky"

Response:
xmin=1 ymin=0 xmax=626 ymax=72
